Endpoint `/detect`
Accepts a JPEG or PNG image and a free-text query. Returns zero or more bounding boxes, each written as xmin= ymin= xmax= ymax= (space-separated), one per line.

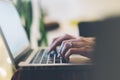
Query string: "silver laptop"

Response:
xmin=0 ymin=1 xmax=92 ymax=69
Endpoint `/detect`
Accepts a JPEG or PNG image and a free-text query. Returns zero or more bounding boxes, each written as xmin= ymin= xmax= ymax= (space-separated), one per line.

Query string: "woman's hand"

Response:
xmin=48 ymin=34 xmax=95 ymax=61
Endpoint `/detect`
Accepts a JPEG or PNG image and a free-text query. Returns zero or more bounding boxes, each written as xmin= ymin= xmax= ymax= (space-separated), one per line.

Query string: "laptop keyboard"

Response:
xmin=31 ymin=49 xmax=66 ymax=64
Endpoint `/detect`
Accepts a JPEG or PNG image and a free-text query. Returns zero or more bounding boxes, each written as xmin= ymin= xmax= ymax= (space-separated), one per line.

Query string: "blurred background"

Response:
xmin=0 ymin=0 xmax=120 ymax=80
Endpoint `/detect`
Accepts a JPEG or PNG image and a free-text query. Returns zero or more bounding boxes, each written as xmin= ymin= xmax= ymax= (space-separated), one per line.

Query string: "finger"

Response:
xmin=59 ymin=39 xmax=81 ymax=56
xmin=60 ymin=41 xmax=88 ymax=56
xmin=48 ymin=37 xmax=64 ymax=52
xmin=83 ymin=37 xmax=95 ymax=42
xmin=64 ymin=47 xmax=93 ymax=60
xmin=72 ymin=42 xmax=86 ymax=48
xmin=59 ymin=37 xmax=95 ymax=56
xmin=73 ymin=42 xmax=95 ymax=49
xmin=59 ymin=41 xmax=71 ymax=56
xmin=78 ymin=37 xmax=96 ymax=47
xmin=48 ymin=34 xmax=75 ymax=52
xmin=82 ymin=37 xmax=96 ymax=45
xmin=51 ymin=37 xmax=59 ymax=45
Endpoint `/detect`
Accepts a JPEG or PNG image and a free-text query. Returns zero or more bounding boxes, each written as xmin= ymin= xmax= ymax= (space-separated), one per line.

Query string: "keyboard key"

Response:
xmin=31 ymin=49 xmax=44 ymax=63
xmin=31 ymin=49 xmax=68 ymax=64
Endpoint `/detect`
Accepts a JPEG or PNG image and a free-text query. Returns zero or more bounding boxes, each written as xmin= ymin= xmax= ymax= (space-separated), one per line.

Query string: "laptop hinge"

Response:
xmin=15 ymin=48 xmax=33 ymax=69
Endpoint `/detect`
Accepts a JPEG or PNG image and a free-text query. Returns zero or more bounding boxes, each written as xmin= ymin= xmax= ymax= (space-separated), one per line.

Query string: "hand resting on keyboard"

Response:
xmin=48 ymin=34 xmax=95 ymax=63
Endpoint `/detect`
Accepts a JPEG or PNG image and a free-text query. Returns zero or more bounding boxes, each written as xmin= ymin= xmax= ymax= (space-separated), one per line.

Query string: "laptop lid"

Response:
xmin=0 ymin=1 xmax=30 ymax=67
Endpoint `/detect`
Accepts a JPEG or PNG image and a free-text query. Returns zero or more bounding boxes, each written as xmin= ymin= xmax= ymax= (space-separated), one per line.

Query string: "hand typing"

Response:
xmin=48 ymin=34 xmax=95 ymax=61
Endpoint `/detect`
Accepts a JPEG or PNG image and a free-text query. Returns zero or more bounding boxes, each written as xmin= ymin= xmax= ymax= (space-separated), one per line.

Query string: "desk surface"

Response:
xmin=0 ymin=34 xmax=14 ymax=80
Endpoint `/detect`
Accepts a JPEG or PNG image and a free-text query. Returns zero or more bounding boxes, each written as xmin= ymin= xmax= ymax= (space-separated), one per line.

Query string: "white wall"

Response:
xmin=41 ymin=0 xmax=120 ymax=21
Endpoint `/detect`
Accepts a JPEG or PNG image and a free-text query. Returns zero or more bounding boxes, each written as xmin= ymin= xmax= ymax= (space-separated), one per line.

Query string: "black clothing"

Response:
xmin=78 ymin=16 xmax=120 ymax=80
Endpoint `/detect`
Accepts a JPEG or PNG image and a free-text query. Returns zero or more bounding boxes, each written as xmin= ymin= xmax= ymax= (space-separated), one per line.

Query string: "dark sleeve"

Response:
xmin=78 ymin=21 xmax=103 ymax=37
xmin=79 ymin=17 xmax=120 ymax=80
xmin=78 ymin=17 xmax=120 ymax=38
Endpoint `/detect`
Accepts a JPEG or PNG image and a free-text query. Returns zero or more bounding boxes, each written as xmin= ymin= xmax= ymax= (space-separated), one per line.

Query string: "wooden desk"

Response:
xmin=0 ymin=34 xmax=14 ymax=80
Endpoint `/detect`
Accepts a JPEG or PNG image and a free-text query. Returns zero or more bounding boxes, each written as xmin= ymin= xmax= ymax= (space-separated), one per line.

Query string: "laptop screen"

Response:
xmin=0 ymin=1 xmax=29 ymax=58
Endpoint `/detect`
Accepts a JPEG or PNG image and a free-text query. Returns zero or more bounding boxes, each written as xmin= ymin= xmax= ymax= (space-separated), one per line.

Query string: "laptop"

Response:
xmin=0 ymin=1 xmax=92 ymax=69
